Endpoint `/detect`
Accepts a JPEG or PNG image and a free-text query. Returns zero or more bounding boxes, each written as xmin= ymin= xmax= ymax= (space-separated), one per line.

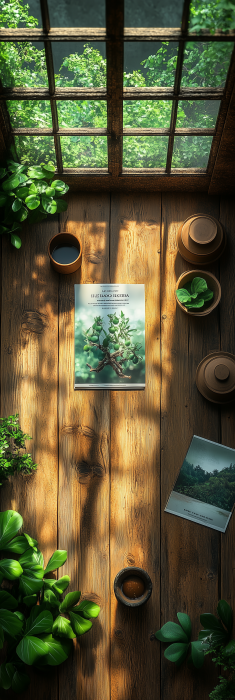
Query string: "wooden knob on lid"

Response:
xmin=189 ymin=217 xmax=217 ymax=245
xmin=214 ymin=364 xmax=230 ymax=381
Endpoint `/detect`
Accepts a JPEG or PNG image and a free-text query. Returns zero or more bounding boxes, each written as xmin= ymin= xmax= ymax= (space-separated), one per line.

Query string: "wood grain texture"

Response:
xmin=0 ymin=218 xmax=59 ymax=700
xmin=160 ymin=193 xmax=221 ymax=700
xmin=110 ymin=193 xmax=161 ymax=700
xmin=57 ymin=193 xmax=111 ymax=700
xmin=219 ymin=197 xmax=235 ymax=615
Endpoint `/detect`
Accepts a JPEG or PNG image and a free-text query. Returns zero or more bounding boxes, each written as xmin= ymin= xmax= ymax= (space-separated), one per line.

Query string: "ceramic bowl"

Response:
xmin=114 ymin=566 xmax=152 ymax=608
xmin=175 ymin=270 xmax=221 ymax=317
xmin=48 ymin=231 xmax=82 ymax=274
xmin=196 ymin=352 xmax=235 ymax=404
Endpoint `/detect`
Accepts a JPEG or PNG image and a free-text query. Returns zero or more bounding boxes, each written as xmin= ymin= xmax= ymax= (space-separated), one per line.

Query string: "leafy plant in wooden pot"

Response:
xmin=0 ymin=160 xmax=69 ymax=249
xmin=175 ymin=271 xmax=221 ymax=317
xmin=0 ymin=414 xmax=37 ymax=486
xmin=0 ymin=510 xmax=100 ymax=694
xmin=155 ymin=599 xmax=235 ymax=699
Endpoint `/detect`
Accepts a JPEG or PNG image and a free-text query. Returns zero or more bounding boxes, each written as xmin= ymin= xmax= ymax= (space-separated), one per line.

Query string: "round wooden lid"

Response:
xmin=177 ymin=213 xmax=226 ymax=265
xmin=196 ymin=352 xmax=235 ymax=404
xmin=188 ymin=216 xmax=217 ymax=244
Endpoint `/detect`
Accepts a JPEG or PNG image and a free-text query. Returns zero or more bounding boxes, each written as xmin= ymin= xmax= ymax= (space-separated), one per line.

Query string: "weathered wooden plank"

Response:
xmin=160 ymin=193 xmax=221 ymax=700
xmin=110 ymin=193 xmax=161 ymax=700
xmin=57 ymin=193 xmax=110 ymax=700
xmin=219 ymin=197 xmax=235 ymax=614
xmin=0 ymin=218 xmax=59 ymax=700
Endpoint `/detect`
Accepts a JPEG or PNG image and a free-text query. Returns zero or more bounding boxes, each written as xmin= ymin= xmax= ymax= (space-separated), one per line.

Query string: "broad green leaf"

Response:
xmin=16 ymin=635 xmax=49 ymax=665
xmin=191 ymin=641 xmax=205 ymax=668
xmin=0 ymin=168 xmax=7 ymax=179
xmin=27 ymin=167 xmax=45 ymax=180
xmin=44 ymin=590 xmax=60 ymax=608
xmin=177 ymin=613 xmax=192 ymax=641
xmin=24 ymin=533 xmax=38 ymax=549
xmin=25 ymin=610 xmax=53 ymax=636
xmin=191 ymin=277 xmax=207 ymax=295
xmin=42 ymin=163 xmax=55 ymax=173
xmin=73 ymin=600 xmax=100 ymax=619
xmin=45 ymin=186 xmax=55 ymax=196
xmin=0 ymin=610 xmax=23 ymax=636
xmin=53 ymin=575 xmax=70 ymax=595
xmin=0 ymin=558 xmax=23 ymax=580
xmin=0 ymin=192 xmax=8 ymax=206
xmin=52 ymin=615 xmax=76 ymax=639
xmin=23 ymin=595 xmax=37 ymax=607
xmin=15 ymin=205 xmax=28 ymax=222
xmin=164 ymin=642 xmax=189 ymax=665
xmin=0 ymin=225 xmax=8 ymax=234
xmin=55 ymin=199 xmax=68 ymax=213
xmin=23 ymin=566 xmax=44 ymax=580
xmin=0 ymin=624 xmax=4 ymax=648
xmin=0 ymin=662 xmax=15 ymax=690
xmin=7 ymin=161 xmax=26 ymax=174
xmin=14 ymin=611 xmax=25 ymax=621
xmin=217 ymin=600 xmax=233 ymax=634
xmin=176 ymin=288 xmax=191 ymax=304
xmin=19 ymin=574 xmax=43 ymax=596
xmin=69 ymin=612 xmax=92 ymax=636
xmin=0 ymin=510 xmax=23 ymax=550
xmin=40 ymin=633 xmax=72 ymax=665
xmin=0 ymin=590 xmax=18 ymax=610
xmin=15 ymin=186 xmax=30 ymax=200
xmin=59 ymin=590 xmax=81 ymax=612
xmin=155 ymin=621 xmax=188 ymax=643
xmin=18 ymin=173 xmax=28 ymax=184
xmin=2 ymin=174 xmax=20 ymax=192
xmin=6 ymin=536 xmax=31 ymax=555
xmin=11 ymin=670 xmax=30 ymax=694
xmin=29 ymin=182 xmax=37 ymax=194
xmin=25 ymin=195 xmax=40 ymax=210
xmin=53 ymin=180 xmax=69 ymax=194
xmin=198 ymin=289 xmax=214 ymax=303
xmin=184 ymin=299 xmax=204 ymax=309
xmin=43 ymin=578 xmax=57 ymax=590
xmin=44 ymin=550 xmax=67 ymax=575
xmin=224 ymin=640 xmax=235 ymax=656
xmin=19 ymin=547 xmax=44 ymax=569
xmin=41 ymin=195 xmax=57 ymax=214
xmin=200 ymin=613 xmax=225 ymax=632
xmin=11 ymin=234 xmax=22 ymax=249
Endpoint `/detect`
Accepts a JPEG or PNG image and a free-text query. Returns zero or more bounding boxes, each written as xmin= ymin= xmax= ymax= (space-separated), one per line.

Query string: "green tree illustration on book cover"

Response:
xmin=74 ymin=284 xmax=145 ymax=389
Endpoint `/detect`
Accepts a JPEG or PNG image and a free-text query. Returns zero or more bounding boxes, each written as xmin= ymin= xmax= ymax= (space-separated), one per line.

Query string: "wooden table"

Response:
xmin=1 ymin=191 xmax=235 ymax=700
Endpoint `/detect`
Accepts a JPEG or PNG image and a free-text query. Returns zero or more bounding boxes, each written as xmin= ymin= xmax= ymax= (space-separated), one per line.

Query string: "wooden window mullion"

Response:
xmin=40 ymin=0 xmax=62 ymax=171
xmin=166 ymin=0 xmax=190 ymax=173
xmin=106 ymin=0 xmax=123 ymax=177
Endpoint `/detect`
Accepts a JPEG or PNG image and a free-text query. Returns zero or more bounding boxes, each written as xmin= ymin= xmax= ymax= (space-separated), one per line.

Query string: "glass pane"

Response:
xmin=124 ymin=42 xmax=178 ymax=87
xmin=171 ymin=135 xmax=213 ymax=168
xmin=181 ymin=42 xmax=234 ymax=88
xmin=52 ymin=42 xmax=106 ymax=87
xmin=60 ymin=136 xmax=107 ymax=167
xmin=0 ymin=0 xmax=42 ymax=28
xmin=123 ymin=136 xmax=168 ymax=167
xmin=123 ymin=100 xmax=172 ymax=128
xmin=7 ymin=101 xmax=52 ymax=129
xmin=57 ymin=101 xmax=106 ymax=128
xmin=189 ymin=0 xmax=235 ymax=33
xmin=48 ymin=0 xmax=105 ymax=27
xmin=0 ymin=42 xmax=48 ymax=88
xmin=15 ymin=136 xmax=56 ymax=166
xmin=176 ymin=100 xmax=220 ymax=128
xmin=125 ymin=0 xmax=184 ymax=27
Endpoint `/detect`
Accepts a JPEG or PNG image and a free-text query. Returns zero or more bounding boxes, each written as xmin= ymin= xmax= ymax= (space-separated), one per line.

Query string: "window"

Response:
xmin=0 ymin=0 xmax=235 ymax=187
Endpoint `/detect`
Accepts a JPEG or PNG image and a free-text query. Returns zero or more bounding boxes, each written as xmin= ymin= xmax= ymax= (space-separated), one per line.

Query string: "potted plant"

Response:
xmin=0 ymin=509 xmax=100 ymax=694
xmin=155 ymin=599 xmax=235 ymax=699
xmin=0 ymin=414 xmax=37 ymax=485
xmin=175 ymin=271 xmax=221 ymax=317
xmin=0 ymin=158 xmax=69 ymax=249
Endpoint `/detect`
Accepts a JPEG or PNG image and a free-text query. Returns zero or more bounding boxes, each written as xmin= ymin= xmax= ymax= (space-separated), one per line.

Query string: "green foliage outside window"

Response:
xmin=0 ymin=0 xmax=234 ymax=169
xmin=0 ymin=414 xmax=37 ymax=486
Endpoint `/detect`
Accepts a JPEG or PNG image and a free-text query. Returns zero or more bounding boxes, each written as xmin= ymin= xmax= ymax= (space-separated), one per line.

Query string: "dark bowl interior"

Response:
xmin=49 ymin=232 xmax=80 ymax=262
xmin=114 ymin=566 xmax=152 ymax=608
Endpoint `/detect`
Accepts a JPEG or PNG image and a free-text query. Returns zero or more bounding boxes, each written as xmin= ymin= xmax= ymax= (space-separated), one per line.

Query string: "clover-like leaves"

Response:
xmin=176 ymin=277 xmax=214 ymax=310
xmin=155 ymin=612 xmax=204 ymax=669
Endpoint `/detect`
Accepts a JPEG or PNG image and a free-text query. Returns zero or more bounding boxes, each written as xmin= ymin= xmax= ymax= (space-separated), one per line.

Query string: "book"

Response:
xmin=165 ymin=435 xmax=235 ymax=532
xmin=74 ymin=283 xmax=145 ymax=389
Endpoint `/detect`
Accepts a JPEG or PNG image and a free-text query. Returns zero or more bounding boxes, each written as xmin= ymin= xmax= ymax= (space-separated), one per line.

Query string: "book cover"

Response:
xmin=74 ymin=283 xmax=145 ymax=389
xmin=165 ymin=435 xmax=235 ymax=532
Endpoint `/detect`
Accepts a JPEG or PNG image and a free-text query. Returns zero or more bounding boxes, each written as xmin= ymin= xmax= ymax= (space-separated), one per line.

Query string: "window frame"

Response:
xmin=0 ymin=0 xmax=235 ymax=191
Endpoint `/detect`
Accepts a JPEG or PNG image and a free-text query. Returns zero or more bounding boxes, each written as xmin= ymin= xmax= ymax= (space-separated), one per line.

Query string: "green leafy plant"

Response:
xmin=176 ymin=277 xmax=214 ymax=310
xmin=0 ymin=159 xmax=69 ymax=249
xmin=155 ymin=600 xmax=235 ymax=699
xmin=0 ymin=414 xmax=37 ymax=486
xmin=0 ymin=510 xmax=100 ymax=694
xmin=83 ymin=311 xmax=143 ymax=379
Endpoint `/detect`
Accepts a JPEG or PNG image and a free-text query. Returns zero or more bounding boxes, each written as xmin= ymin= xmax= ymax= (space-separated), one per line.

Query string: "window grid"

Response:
xmin=0 ymin=0 xmax=235 ymax=177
